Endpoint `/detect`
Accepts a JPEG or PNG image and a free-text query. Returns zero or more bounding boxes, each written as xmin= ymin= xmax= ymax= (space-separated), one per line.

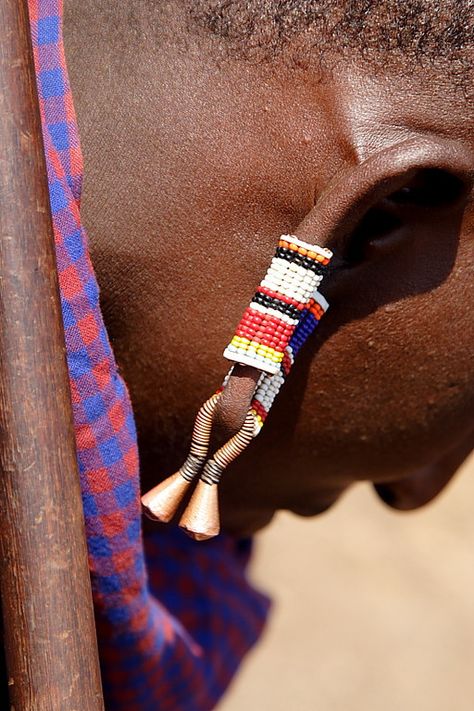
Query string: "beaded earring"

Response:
xmin=142 ymin=236 xmax=332 ymax=540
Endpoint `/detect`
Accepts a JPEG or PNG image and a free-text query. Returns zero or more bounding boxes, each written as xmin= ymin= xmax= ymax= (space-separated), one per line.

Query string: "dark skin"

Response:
xmin=64 ymin=2 xmax=473 ymax=536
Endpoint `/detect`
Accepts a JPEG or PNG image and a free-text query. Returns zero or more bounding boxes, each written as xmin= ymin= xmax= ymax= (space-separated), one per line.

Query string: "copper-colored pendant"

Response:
xmin=141 ymin=472 xmax=192 ymax=524
xmin=179 ymin=480 xmax=220 ymax=541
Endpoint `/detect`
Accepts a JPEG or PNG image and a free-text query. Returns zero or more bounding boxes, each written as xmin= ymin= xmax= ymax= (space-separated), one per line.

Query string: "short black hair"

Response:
xmin=187 ymin=0 xmax=473 ymax=74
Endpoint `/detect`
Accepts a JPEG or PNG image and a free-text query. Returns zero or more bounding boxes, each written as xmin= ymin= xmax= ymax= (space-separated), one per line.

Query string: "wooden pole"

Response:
xmin=0 ymin=1 xmax=105 ymax=708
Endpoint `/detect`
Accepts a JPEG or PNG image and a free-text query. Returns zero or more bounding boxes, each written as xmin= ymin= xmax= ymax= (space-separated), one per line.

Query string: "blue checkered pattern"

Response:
xmin=28 ymin=2 xmax=269 ymax=708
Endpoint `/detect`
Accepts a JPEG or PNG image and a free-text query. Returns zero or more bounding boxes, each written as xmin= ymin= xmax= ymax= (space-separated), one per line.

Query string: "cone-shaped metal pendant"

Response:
xmin=178 ymin=408 xmax=257 ymax=539
xmin=141 ymin=471 xmax=192 ymax=523
xmin=141 ymin=393 xmax=220 ymax=523
xmin=179 ymin=480 xmax=220 ymax=541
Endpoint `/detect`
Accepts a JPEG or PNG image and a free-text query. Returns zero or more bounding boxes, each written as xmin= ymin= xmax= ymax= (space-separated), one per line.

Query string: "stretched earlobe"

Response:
xmin=142 ymin=235 xmax=333 ymax=540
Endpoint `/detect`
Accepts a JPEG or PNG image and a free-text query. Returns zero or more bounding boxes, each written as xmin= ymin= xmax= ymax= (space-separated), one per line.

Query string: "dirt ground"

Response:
xmin=220 ymin=453 xmax=474 ymax=711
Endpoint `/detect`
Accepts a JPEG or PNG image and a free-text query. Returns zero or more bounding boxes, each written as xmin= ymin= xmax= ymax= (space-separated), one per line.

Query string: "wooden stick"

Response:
xmin=0 ymin=1 xmax=104 ymax=708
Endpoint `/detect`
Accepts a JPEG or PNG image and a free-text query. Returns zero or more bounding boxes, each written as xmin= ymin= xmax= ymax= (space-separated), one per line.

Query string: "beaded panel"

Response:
xmin=224 ymin=235 xmax=332 ymax=375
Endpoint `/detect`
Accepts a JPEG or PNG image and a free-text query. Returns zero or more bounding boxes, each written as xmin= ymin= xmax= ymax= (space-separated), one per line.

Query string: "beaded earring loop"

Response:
xmin=223 ymin=236 xmax=331 ymax=374
xmin=142 ymin=236 xmax=333 ymax=540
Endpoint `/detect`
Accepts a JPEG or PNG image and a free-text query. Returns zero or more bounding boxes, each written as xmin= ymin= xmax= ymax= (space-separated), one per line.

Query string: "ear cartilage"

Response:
xmin=141 ymin=236 xmax=333 ymax=539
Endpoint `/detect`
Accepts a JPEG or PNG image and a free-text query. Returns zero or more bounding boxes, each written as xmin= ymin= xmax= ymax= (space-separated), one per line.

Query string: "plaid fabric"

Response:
xmin=28 ymin=2 xmax=270 ymax=709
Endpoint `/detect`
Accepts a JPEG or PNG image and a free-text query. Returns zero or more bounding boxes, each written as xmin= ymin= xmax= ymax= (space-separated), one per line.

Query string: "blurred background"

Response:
xmin=220 ymin=453 xmax=474 ymax=711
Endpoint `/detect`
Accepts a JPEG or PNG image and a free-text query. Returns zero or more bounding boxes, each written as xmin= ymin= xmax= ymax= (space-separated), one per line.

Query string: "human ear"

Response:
xmin=215 ymin=136 xmax=473 ymax=441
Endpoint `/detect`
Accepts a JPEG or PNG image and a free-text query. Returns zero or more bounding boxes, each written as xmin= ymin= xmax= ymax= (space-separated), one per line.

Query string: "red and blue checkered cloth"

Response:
xmin=28 ymin=2 xmax=269 ymax=709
